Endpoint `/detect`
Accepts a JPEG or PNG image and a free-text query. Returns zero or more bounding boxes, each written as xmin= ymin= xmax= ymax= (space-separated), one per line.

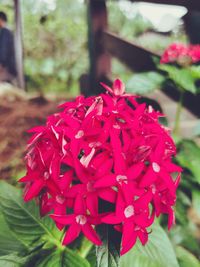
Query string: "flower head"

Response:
xmin=19 ymin=79 xmax=181 ymax=255
xmin=160 ymin=43 xmax=200 ymax=66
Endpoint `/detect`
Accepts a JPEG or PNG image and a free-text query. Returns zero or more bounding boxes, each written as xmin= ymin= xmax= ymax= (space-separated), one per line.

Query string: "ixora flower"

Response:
xmin=160 ymin=43 xmax=200 ymax=65
xmin=19 ymin=79 xmax=182 ymax=255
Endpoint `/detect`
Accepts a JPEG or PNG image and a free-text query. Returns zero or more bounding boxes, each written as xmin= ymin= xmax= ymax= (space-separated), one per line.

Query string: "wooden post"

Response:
xmin=14 ymin=0 xmax=25 ymax=90
xmin=86 ymin=0 xmax=111 ymax=95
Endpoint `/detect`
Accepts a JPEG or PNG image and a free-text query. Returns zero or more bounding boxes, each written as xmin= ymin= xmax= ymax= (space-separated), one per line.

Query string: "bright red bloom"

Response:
xmin=19 ymin=79 xmax=181 ymax=255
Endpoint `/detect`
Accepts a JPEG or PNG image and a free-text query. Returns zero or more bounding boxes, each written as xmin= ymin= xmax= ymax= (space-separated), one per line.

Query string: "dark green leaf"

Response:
xmin=35 ymin=248 xmax=90 ymax=267
xmin=96 ymin=224 xmax=121 ymax=267
xmin=0 ymin=181 xmax=62 ymax=248
xmin=126 ymin=72 xmax=165 ymax=95
xmin=176 ymin=140 xmax=200 ymax=184
xmin=120 ymin=224 xmax=179 ymax=267
xmin=159 ymin=65 xmax=197 ymax=94
xmin=0 ymin=211 xmax=27 ymax=256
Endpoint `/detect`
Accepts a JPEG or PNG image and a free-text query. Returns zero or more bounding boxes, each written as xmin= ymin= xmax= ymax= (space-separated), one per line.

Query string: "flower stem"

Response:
xmin=79 ymin=237 xmax=93 ymax=258
xmin=173 ymin=89 xmax=184 ymax=135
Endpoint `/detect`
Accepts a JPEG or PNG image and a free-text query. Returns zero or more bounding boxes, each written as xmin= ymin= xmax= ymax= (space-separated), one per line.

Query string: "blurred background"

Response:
xmin=0 ymin=0 xmax=200 ymax=265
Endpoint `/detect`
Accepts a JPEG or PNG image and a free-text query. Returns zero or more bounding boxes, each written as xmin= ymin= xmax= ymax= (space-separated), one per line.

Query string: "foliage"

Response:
xmin=158 ymin=64 xmax=200 ymax=94
xmin=120 ymin=224 xmax=179 ymax=267
xmin=21 ymin=0 xmax=88 ymax=95
xmin=96 ymin=224 xmax=120 ymax=267
xmin=0 ymin=181 xmax=90 ymax=267
xmin=126 ymin=71 xmax=165 ymax=94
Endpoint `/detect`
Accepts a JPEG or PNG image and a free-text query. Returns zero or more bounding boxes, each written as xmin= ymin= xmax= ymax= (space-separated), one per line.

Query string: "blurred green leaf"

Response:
xmin=192 ymin=190 xmax=200 ymax=217
xmin=120 ymin=224 xmax=179 ymax=267
xmin=176 ymin=246 xmax=200 ymax=267
xmin=176 ymin=140 xmax=200 ymax=184
xmin=193 ymin=120 xmax=200 ymax=137
xmin=190 ymin=66 xmax=200 ymax=80
xmin=126 ymin=72 xmax=165 ymax=95
xmin=159 ymin=65 xmax=198 ymax=94
xmin=169 ymin=226 xmax=200 ymax=256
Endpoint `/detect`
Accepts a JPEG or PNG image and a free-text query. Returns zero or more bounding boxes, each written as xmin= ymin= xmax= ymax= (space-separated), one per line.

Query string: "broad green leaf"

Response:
xmin=126 ymin=72 xmax=165 ymax=95
xmin=0 ymin=181 xmax=62 ymax=248
xmin=176 ymin=140 xmax=200 ymax=184
xmin=159 ymin=65 xmax=197 ymax=94
xmin=176 ymin=246 xmax=200 ymax=267
xmin=0 ymin=253 xmax=27 ymax=267
xmin=35 ymin=248 xmax=90 ymax=267
xmin=96 ymin=224 xmax=121 ymax=267
xmin=190 ymin=66 xmax=200 ymax=80
xmin=0 ymin=211 xmax=27 ymax=256
xmin=120 ymin=224 xmax=179 ymax=267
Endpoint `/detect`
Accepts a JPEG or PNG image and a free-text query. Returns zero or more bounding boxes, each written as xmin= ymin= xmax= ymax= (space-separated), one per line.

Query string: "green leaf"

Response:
xmin=169 ymin=226 xmax=200 ymax=257
xmin=35 ymin=248 xmax=90 ymax=267
xmin=0 ymin=181 xmax=62 ymax=249
xmin=0 ymin=253 xmax=27 ymax=267
xmin=120 ymin=224 xmax=179 ymax=267
xmin=0 ymin=211 xmax=27 ymax=256
xmin=96 ymin=224 xmax=121 ymax=267
xmin=176 ymin=246 xmax=200 ymax=267
xmin=159 ymin=65 xmax=197 ymax=94
xmin=176 ymin=140 xmax=200 ymax=184
xmin=190 ymin=66 xmax=200 ymax=80
xmin=126 ymin=72 xmax=165 ymax=95
xmin=192 ymin=190 xmax=200 ymax=217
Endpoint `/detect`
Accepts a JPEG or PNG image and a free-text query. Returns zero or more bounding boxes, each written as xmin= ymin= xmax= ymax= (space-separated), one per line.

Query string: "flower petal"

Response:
xmin=94 ymin=174 xmax=116 ymax=188
xmin=62 ymin=224 xmax=81 ymax=245
xmin=82 ymin=223 xmax=102 ymax=245
xmin=86 ymin=193 xmax=98 ymax=216
xmin=102 ymin=213 xmax=122 ymax=224
xmin=50 ymin=214 xmax=74 ymax=225
xmin=99 ymin=188 xmax=117 ymax=203
xmin=24 ymin=179 xmax=44 ymax=201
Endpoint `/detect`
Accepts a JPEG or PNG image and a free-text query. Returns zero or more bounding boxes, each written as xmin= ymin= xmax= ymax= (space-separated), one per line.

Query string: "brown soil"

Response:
xmin=0 ymin=92 xmax=64 ymax=181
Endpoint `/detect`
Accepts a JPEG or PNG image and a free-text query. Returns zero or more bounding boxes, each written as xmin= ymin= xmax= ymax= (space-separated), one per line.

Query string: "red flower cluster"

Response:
xmin=160 ymin=43 xmax=200 ymax=65
xmin=19 ymin=79 xmax=181 ymax=255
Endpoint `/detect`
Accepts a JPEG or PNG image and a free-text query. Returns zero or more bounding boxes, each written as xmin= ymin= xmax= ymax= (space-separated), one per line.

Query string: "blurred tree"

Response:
xmin=22 ymin=0 xmax=88 ymax=95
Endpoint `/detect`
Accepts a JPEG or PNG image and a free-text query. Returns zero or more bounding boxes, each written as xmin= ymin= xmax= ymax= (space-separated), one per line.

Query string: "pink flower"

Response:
xmin=102 ymin=185 xmax=154 ymax=255
xmin=160 ymin=43 xmax=200 ymax=65
xmin=19 ymin=79 xmax=181 ymax=255
xmin=50 ymin=195 xmax=102 ymax=246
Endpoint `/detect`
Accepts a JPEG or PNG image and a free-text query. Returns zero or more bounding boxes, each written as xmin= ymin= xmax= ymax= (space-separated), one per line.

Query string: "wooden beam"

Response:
xmin=86 ymin=0 xmax=111 ymax=95
xmin=14 ymin=0 xmax=25 ymax=90
xmin=103 ymin=31 xmax=160 ymax=72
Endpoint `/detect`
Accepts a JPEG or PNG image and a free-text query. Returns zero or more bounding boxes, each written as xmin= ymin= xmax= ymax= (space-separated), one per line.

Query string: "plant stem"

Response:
xmin=79 ymin=237 xmax=93 ymax=258
xmin=173 ymin=89 xmax=184 ymax=135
